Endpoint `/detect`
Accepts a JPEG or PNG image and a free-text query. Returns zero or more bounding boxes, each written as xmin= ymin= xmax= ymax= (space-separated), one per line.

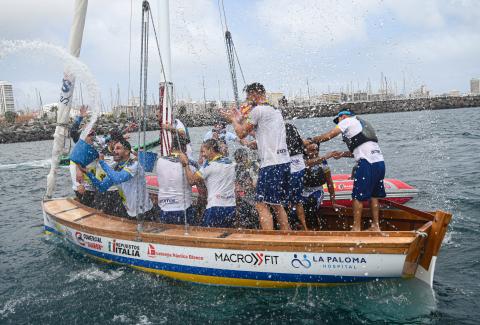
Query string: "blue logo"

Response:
xmin=62 ymin=78 xmax=72 ymax=93
xmin=291 ymin=254 xmax=312 ymax=269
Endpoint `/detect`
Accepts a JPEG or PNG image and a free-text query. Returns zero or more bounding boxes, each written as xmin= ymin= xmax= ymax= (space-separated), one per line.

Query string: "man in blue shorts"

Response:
xmin=222 ymin=82 xmax=291 ymax=230
xmin=310 ymin=109 xmax=385 ymax=231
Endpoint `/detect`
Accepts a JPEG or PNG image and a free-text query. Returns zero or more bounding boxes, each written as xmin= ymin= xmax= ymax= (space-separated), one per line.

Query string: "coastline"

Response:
xmin=1 ymin=95 xmax=479 ymax=144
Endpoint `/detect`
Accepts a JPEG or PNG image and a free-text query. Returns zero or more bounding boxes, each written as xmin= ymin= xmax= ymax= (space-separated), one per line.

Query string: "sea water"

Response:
xmin=0 ymin=108 xmax=479 ymax=324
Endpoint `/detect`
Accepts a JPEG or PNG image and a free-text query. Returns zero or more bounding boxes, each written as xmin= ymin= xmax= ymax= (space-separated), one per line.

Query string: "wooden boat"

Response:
xmin=42 ymin=198 xmax=451 ymax=288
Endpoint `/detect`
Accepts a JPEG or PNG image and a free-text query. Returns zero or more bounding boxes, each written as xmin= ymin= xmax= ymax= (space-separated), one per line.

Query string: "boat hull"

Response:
xmin=43 ymin=203 xmax=413 ymax=288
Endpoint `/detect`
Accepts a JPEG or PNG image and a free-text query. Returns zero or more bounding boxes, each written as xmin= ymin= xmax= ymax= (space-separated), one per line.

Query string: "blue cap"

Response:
xmin=333 ymin=109 xmax=355 ymax=124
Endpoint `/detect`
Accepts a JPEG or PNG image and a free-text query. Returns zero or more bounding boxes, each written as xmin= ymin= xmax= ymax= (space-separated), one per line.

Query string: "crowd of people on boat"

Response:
xmin=69 ymin=82 xmax=386 ymax=231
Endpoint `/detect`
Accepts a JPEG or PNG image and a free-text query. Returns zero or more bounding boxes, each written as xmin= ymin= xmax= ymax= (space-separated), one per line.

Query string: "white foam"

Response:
xmin=67 ymin=266 xmax=124 ymax=283
xmin=0 ymin=159 xmax=51 ymax=171
xmin=0 ymin=294 xmax=32 ymax=317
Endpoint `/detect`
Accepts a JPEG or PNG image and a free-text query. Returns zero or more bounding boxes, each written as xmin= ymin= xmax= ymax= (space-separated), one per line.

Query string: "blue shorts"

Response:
xmin=159 ymin=206 xmax=196 ymax=225
xmin=289 ymin=169 xmax=305 ymax=204
xmin=202 ymin=206 xmax=236 ymax=228
xmin=352 ymin=159 xmax=386 ymax=201
xmin=301 ymin=188 xmax=325 ymax=209
xmin=256 ymin=163 xmax=290 ymax=205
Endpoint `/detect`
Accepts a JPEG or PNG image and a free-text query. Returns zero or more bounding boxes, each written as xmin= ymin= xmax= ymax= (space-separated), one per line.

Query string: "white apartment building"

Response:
xmin=0 ymin=81 xmax=15 ymax=115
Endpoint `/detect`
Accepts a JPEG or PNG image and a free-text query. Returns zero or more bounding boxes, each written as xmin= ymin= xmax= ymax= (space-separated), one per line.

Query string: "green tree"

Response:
xmin=4 ymin=111 xmax=17 ymax=124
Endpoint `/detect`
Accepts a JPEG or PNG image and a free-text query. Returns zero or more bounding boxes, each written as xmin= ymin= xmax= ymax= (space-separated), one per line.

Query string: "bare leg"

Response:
xmin=352 ymin=199 xmax=363 ymax=231
xmin=367 ymin=198 xmax=381 ymax=231
xmin=295 ymin=203 xmax=308 ymax=230
xmin=256 ymin=202 xmax=274 ymax=230
xmin=272 ymin=204 xmax=291 ymax=231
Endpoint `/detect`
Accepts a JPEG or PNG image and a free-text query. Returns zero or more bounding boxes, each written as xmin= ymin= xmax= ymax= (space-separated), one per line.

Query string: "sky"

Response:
xmin=1 ymin=0 xmax=479 ymax=111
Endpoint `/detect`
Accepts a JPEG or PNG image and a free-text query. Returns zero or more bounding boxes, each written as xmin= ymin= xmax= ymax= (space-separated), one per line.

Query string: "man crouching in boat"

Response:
xmin=179 ymin=139 xmax=236 ymax=228
xmin=221 ymin=82 xmax=291 ymax=231
xmin=81 ymin=139 xmax=155 ymax=220
xmin=310 ymin=109 xmax=386 ymax=231
xmin=156 ymin=136 xmax=198 ymax=225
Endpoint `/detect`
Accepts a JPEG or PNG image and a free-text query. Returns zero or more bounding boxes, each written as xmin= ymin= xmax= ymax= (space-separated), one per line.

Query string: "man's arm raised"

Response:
xmin=311 ymin=127 xmax=342 ymax=144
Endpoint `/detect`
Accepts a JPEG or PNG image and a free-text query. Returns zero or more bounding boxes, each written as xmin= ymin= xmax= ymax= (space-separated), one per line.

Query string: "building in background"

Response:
xmin=470 ymin=78 xmax=480 ymax=95
xmin=0 ymin=81 xmax=15 ymax=115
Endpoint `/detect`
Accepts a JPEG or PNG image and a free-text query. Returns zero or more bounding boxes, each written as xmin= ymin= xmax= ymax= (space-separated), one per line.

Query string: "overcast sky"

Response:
xmin=1 ymin=0 xmax=479 ymax=110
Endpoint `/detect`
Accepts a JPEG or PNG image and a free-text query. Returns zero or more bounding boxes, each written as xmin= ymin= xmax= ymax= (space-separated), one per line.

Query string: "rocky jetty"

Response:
xmin=0 ymin=117 xmax=159 ymax=144
xmin=1 ymin=95 xmax=479 ymax=144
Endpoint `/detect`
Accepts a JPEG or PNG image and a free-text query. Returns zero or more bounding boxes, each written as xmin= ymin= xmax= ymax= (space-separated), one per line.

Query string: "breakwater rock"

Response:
xmin=1 ymin=95 xmax=479 ymax=144
xmin=0 ymin=118 xmax=159 ymax=144
xmin=282 ymin=95 xmax=480 ymax=120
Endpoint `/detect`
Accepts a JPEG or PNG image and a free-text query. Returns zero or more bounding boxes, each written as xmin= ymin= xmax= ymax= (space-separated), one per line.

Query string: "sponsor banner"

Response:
xmin=58 ymin=224 xmax=405 ymax=278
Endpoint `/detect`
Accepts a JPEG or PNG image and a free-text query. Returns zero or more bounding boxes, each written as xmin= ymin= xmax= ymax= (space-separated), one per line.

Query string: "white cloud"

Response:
xmin=385 ymin=0 xmax=444 ymax=28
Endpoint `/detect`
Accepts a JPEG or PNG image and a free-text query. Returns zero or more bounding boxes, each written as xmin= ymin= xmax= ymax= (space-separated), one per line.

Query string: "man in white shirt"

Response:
xmin=311 ymin=109 xmax=385 ymax=231
xmin=156 ymin=136 xmax=197 ymax=225
xmin=221 ymin=82 xmax=291 ymax=230
xmin=179 ymin=139 xmax=236 ymax=228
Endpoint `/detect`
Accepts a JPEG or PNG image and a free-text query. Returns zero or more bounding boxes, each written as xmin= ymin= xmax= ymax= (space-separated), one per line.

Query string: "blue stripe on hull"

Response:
xmin=44 ymin=225 xmax=380 ymax=284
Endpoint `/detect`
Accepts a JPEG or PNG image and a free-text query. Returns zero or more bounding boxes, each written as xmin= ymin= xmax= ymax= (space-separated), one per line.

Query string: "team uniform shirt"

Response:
xmin=197 ymin=156 xmax=236 ymax=208
xmin=156 ymin=155 xmax=197 ymax=211
xmin=69 ymin=161 xmax=96 ymax=191
xmin=337 ymin=116 xmax=384 ymax=163
xmin=113 ymin=160 xmax=153 ymax=217
xmin=247 ymin=105 xmax=290 ymax=168
xmin=174 ymin=119 xmax=193 ymax=158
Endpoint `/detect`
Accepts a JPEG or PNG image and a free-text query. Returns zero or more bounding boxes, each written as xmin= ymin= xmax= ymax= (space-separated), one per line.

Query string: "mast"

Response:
xmin=158 ymin=0 xmax=173 ymax=156
xmin=45 ymin=0 xmax=88 ymax=198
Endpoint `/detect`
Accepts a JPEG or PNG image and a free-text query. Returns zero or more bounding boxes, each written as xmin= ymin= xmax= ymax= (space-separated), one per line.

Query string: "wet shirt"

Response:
xmin=156 ymin=155 xmax=197 ymax=211
xmin=174 ymin=119 xmax=193 ymax=158
xmin=197 ymin=156 xmax=236 ymax=208
xmin=337 ymin=116 xmax=384 ymax=163
xmin=247 ymin=105 xmax=290 ymax=168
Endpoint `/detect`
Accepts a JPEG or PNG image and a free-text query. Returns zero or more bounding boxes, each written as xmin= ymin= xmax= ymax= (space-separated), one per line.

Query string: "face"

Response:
xmin=113 ymin=142 xmax=130 ymax=162
xmin=202 ymin=145 xmax=216 ymax=160
xmin=85 ymin=133 xmax=95 ymax=144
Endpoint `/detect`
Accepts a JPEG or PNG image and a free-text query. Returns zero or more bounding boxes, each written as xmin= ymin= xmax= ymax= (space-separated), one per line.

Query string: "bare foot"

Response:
xmin=351 ymin=226 xmax=361 ymax=231
xmin=366 ymin=225 xmax=381 ymax=232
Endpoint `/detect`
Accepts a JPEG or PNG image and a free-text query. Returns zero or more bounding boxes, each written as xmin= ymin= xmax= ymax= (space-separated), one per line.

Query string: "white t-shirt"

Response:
xmin=197 ymin=157 xmax=236 ymax=208
xmin=290 ymin=153 xmax=306 ymax=173
xmin=156 ymin=156 xmax=197 ymax=211
xmin=174 ymin=119 xmax=193 ymax=158
xmin=337 ymin=116 xmax=384 ymax=163
xmin=70 ymin=161 xmax=96 ymax=191
xmin=247 ymin=105 xmax=290 ymax=168
xmin=117 ymin=160 xmax=153 ymax=217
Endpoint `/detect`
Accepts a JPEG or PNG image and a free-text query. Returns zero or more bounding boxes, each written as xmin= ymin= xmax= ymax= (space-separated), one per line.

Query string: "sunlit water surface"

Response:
xmin=0 ymin=108 xmax=479 ymax=324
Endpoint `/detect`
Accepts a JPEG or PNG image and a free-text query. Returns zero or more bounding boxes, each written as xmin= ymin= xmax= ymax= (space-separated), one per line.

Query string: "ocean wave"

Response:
xmin=0 ymin=159 xmax=51 ymax=171
xmin=0 ymin=294 xmax=33 ymax=319
xmin=67 ymin=266 xmax=124 ymax=283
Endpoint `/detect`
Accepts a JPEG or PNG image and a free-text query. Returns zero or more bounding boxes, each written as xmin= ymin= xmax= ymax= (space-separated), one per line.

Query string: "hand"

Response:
xmin=79 ymin=105 xmax=88 ymax=118
xmin=161 ymin=123 xmax=174 ymax=131
xmin=77 ymin=184 xmax=86 ymax=194
xmin=123 ymin=134 xmax=130 ymax=140
xmin=124 ymin=122 xmax=137 ymax=133
xmin=326 ymin=151 xmax=343 ymax=160
xmin=219 ymin=108 xmax=235 ymax=123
